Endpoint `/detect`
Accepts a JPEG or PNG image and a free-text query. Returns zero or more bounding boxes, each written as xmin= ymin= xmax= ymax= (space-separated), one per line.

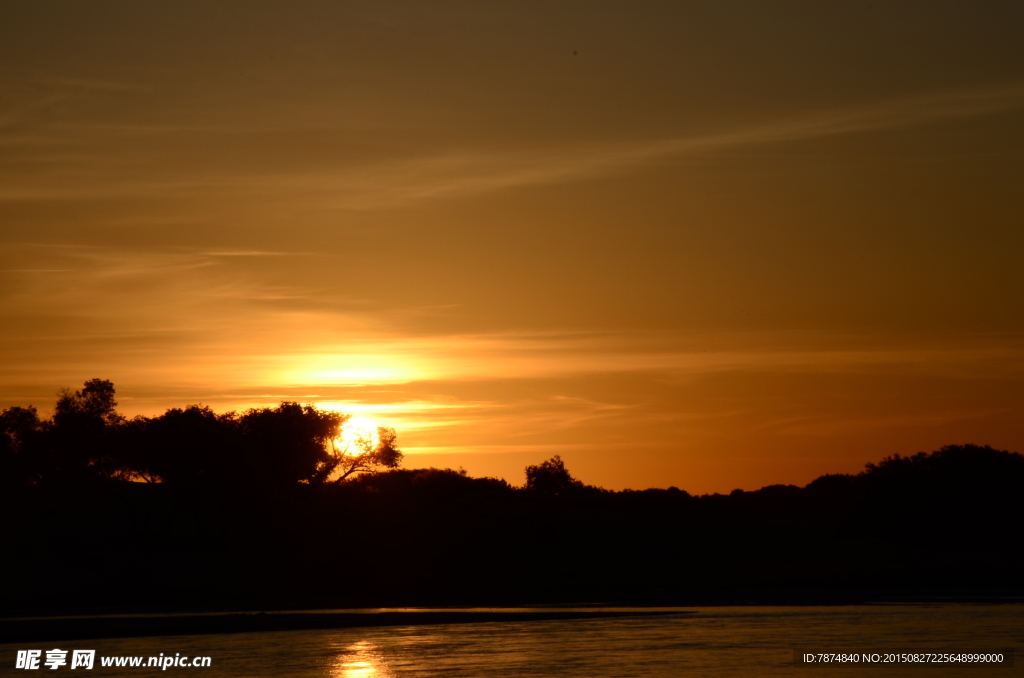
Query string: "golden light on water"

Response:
xmin=331 ymin=641 xmax=391 ymax=678
xmin=339 ymin=660 xmax=375 ymax=677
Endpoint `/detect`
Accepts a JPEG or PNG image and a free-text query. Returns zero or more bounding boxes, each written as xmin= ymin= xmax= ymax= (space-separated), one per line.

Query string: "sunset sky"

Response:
xmin=2 ymin=1 xmax=1023 ymax=493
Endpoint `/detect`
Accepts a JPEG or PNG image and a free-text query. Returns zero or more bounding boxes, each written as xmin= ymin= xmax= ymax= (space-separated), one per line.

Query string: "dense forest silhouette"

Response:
xmin=2 ymin=380 xmax=1022 ymax=614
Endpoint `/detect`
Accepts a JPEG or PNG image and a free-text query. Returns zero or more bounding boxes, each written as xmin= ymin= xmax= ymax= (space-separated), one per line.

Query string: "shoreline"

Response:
xmin=0 ymin=608 xmax=690 ymax=644
xmin=5 ymin=598 xmax=1023 ymax=644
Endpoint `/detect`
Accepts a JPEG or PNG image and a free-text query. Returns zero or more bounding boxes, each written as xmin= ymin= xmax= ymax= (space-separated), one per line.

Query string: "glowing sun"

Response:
xmin=337 ymin=416 xmax=380 ymax=454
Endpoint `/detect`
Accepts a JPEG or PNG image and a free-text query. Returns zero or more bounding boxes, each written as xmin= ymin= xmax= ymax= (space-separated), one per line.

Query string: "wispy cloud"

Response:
xmin=3 ymin=82 xmax=1023 ymax=205
xmin=752 ymin=408 xmax=1014 ymax=438
xmin=200 ymin=250 xmax=324 ymax=258
xmin=0 ymin=94 xmax=68 ymax=131
xmin=5 ymin=243 xmax=1024 ymax=396
xmin=324 ymin=82 xmax=1024 ymax=206
xmin=42 ymin=77 xmax=139 ymax=92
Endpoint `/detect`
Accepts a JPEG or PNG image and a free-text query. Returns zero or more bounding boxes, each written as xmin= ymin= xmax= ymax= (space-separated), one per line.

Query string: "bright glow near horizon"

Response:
xmin=1 ymin=2 xmax=1023 ymax=493
xmin=288 ymin=355 xmax=423 ymax=386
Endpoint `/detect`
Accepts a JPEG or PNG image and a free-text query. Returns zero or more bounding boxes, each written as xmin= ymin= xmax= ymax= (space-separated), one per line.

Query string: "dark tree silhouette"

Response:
xmin=0 ymin=381 xmax=408 ymax=490
xmin=237 ymin=402 xmax=347 ymax=488
xmin=45 ymin=378 xmax=127 ymax=482
xmin=127 ymin=405 xmax=243 ymax=486
xmin=53 ymin=379 xmax=123 ymax=428
xmin=862 ymin=444 xmax=1024 ymax=482
xmin=123 ymin=401 xmax=403 ymax=488
xmin=2 ymin=380 xmax=1024 ymax=614
xmin=0 ymin=405 xmax=44 ymax=486
xmin=524 ymin=455 xmax=582 ymax=496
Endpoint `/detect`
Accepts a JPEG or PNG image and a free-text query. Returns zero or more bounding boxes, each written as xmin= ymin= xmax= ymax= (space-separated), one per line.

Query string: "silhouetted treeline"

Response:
xmin=0 ymin=380 xmax=401 ymax=493
xmin=2 ymin=381 xmax=1022 ymax=614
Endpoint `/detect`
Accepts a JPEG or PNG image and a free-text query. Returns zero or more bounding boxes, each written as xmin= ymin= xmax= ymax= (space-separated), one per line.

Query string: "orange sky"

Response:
xmin=2 ymin=2 xmax=1023 ymax=493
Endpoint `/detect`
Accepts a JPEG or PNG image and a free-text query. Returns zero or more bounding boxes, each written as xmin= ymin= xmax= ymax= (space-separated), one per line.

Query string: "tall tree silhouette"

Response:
xmin=46 ymin=379 xmax=127 ymax=482
xmin=238 ymin=403 xmax=346 ymax=489
xmin=525 ymin=455 xmax=582 ymax=496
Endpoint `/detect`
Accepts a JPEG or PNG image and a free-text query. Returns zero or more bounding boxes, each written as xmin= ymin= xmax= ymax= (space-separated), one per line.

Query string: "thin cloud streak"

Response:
xmin=334 ymin=83 xmax=1024 ymax=206
xmin=2 ymin=83 xmax=1023 ymax=205
xmin=753 ymin=408 xmax=1014 ymax=437
xmin=4 ymin=244 xmax=1024 ymax=393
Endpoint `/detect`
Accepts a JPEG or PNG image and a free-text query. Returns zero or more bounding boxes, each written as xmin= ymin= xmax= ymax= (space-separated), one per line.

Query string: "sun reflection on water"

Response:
xmin=331 ymin=640 xmax=392 ymax=678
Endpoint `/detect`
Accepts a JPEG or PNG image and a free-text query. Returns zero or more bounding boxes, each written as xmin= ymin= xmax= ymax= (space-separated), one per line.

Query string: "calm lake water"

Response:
xmin=5 ymin=605 xmax=1022 ymax=677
